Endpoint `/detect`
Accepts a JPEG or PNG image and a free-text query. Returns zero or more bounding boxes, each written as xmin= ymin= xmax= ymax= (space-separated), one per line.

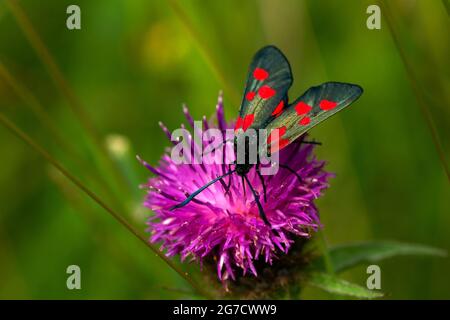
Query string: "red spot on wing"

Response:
xmin=258 ymin=85 xmax=276 ymax=99
xmin=319 ymin=99 xmax=338 ymax=110
xmin=253 ymin=68 xmax=269 ymax=81
xmin=234 ymin=116 xmax=243 ymax=131
xmin=246 ymin=91 xmax=256 ymax=101
xmin=270 ymin=138 xmax=290 ymax=153
xmin=268 ymin=126 xmax=290 ymax=152
xmin=271 ymin=100 xmax=285 ymax=117
xmin=295 ymin=101 xmax=312 ymax=115
xmin=299 ymin=116 xmax=311 ymax=126
xmin=267 ymin=126 xmax=287 ymax=144
xmin=242 ymin=114 xmax=255 ymax=132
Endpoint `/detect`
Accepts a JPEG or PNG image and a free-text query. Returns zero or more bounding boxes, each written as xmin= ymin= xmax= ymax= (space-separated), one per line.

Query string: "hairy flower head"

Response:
xmin=140 ymin=93 xmax=332 ymax=281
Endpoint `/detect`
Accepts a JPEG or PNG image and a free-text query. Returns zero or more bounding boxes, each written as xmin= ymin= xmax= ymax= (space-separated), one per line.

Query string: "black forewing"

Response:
xmin=235 ymin=46 xmax=293 ymax=132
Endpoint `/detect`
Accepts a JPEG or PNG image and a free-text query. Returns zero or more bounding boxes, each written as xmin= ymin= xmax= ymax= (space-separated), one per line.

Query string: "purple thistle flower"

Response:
xmin=140 ymin=93 xmax=333 ymax=282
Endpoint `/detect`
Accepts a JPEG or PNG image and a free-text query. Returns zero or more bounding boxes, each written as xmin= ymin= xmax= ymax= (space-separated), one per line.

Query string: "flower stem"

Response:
xmin=0 ymin=111 xmax=213 ymax=299
xmin=317 ymin=229 xmax=335 ymax=275
xmin=317 ymin=230 xmax=341 ymax=299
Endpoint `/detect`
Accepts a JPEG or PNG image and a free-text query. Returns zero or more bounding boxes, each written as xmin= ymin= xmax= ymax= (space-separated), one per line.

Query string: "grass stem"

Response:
xmin=317 ymin=230 xmax=334 ymax=275
xmin=0 ymin=111 xmax=212 ymax=299
xmin=49 ymin=168 xmax=173 ymax=296
xmin=5 ymin=0 xmax=132 ymax=195
xmin=167 ymin=0 xmax=241 ymax=106
xmin=379 ymin=0 xmax=450 ymax=183
xmin=0 ymin=60 xmax=126 ymax=211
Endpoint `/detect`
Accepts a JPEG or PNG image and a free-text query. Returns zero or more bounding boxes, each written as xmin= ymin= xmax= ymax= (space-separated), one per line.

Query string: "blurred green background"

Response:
xmin=0 ymin=0 xmax=448 ymax=299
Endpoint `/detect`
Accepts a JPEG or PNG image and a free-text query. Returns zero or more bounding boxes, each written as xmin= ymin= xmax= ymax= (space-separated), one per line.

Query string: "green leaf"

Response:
xmin=311 ymin=241 xmax=446 ymax=273
xmin=307 ymin=272 xmax=383 ymax=299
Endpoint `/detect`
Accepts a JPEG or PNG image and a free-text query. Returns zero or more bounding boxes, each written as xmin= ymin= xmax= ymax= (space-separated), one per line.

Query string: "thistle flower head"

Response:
xmin=140 ymin=93 xmax=332 ymax=281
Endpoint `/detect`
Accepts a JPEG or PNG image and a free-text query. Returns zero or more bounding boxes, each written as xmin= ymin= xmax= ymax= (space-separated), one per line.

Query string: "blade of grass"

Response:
xmin=379 ymin=0 xmax=450 ymax=183
xmin=379 ymin=0 xmax=449 ymax=298
xmin=48 ymin=168 xmax=178 ymax=297
xmin=0 ymin=61 xmax=71 ymax=155
xmin=5 ymin=0 xmax=131 ymax=195
xmin=0 ymin=60 xmax=128 ymax=212
xmin=167 ymin=0 xmax=241 ymax=106
xmin=307 ymin=272 xmax=383 ymax=299
xmin=0 ymin=111 xmax=212 ymax=299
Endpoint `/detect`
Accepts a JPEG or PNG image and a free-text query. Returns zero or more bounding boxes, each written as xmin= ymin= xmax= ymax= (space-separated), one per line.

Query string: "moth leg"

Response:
xmin=244 ymin=174 xmax=270 ymax=226
xmin=279 ymin=164 xmax=303 ymax=184
xmin=241 ymin=175 xmax=246 ymax=199
xmin=224 ymin=161 xmax=236 ymax=195
xmin=255 ymin=164 xmax=267 ymax=202
xmin=218 ymin=176 xmax=228 ymax=190
xmin=202 ymin=138 xmax=235 ymax=156
xmin=224 ymin=164 xmax=233 ymax=195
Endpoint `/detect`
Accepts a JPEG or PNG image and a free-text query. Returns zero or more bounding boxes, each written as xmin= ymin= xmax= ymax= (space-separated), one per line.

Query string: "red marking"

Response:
xmin=234 ymin=116 xmax=243 ymax=131
xmin=267 ymin=126 xmax=290 ymax=152
xmin=295 ymin=101 xmax=312 ymax=115
xmin=267 ymin=126 xmax=287 ymax=144
xmin=270 ymin=138 xmax=290 ymax=153
xmin=299 ymin=116 xmax=311 ymax=126
xmin=242 ymin=114 xmax=255 ymax=131
xmin=246 ymin=91 xmax=256 ymax=101
xmin=258 ymin=85 xmax=276 ymax=99
xmin=253 ymin=68 xmax=269 ymax=81
xmin=271 ymin=100 xmax=284 ymax=117
xmin=319 ymin=99 xmax=338 ymax=110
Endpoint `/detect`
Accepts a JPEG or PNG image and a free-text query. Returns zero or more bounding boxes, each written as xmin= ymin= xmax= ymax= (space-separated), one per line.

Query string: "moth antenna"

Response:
xmin=301 ymin=140 xmax=322 ymax=145
xmin=170 ymin=169 xmax=236 ymax=210
xmin=279 ymin=164 xmax=303 ymax=184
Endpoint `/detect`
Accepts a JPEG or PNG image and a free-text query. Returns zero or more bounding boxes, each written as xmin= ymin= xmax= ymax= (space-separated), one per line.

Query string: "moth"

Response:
xmin=171 ymin=46 xmax=363 ymax=226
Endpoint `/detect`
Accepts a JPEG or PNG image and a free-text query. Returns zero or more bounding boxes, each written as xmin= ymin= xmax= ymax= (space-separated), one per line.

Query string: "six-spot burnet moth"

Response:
xmin=170 ymin=46 xmax=363 ymax=226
